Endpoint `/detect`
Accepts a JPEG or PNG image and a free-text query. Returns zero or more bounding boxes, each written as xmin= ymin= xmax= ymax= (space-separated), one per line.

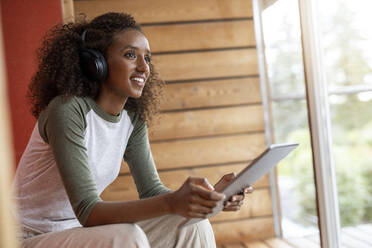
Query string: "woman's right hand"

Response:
xmin=168 ymin=177 xmax=225 ymax=219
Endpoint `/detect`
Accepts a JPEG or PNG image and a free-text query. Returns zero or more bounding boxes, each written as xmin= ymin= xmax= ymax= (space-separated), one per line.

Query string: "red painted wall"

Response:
xmin=1 ymin=0 xmax=63 ymax=165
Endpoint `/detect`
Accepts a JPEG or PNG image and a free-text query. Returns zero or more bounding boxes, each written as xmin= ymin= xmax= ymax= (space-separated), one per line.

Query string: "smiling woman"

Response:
xmin=13 ymin=12 xmax=250 ymax=248
xmin=27 ymin=13 xmax=163 ymax=124
xmin=97 ymin=29 xmax=151 ymax=115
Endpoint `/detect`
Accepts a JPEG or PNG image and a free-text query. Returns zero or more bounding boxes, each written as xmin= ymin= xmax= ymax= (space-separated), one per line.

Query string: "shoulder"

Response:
xmin=46 ymin=95 xmax=91 ymax=116
xmin=38 ymin=96 xmax=91 ymax=142
xmin=127 ymin=111 xmax=146 ymax=132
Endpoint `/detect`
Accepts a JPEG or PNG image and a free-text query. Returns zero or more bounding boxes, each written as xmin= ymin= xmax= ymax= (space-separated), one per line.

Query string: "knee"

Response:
xmin=184 ymin=219 xmax=216 ymax=247
xmin=119 ymin=223 xmax=146 ymax=239
xmin=192 ymin=219 xmax=214 ymax=235
xmin=197 ymin=219 xmax=216 ymax=246
xmin=104 ymin=223 xmax=150 ymax=248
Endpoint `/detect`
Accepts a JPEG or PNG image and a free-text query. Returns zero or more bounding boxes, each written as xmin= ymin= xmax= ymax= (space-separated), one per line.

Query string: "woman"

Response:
xmin=14 ymin=12 xmax=252 ymax=248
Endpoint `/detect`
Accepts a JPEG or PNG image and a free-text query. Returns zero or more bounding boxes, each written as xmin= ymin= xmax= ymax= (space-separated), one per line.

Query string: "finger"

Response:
xmin=191 ymin=194 xmax=219 ymax=208
xmin=223 ymin=201 xmax=242 ymax=211
xmin=223 ymin=205 xmax=241 ymax=212
xmin=188 ymin=177 xmax=214 ymax=191
xmin=192 ymin=184 xmax=225 ymax=201
xmin=222 ymin=172 xmax=236 ymax=182
xmin=214 ymin=172 xmax=237 ymax=191
xmin=244 ymin=186 xmax=254 ymax=194
xmin=229 ymin=194 xmax=244 ymax=202
xmin=189 ymin=204 xmax=213 ymax=215
xmin=224 ymin=200 xmax=243 ymax=207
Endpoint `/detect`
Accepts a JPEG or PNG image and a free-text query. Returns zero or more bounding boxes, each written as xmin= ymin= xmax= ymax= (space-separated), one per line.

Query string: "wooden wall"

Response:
xmin=72 ymin=0 xmax=274 ymax=244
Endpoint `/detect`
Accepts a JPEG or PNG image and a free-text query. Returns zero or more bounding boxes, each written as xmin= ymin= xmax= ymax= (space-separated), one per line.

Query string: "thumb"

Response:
xmin=214 ymin=172 xmax=237 ymax=192
xmin=222 ymin=172 xmax=237 ymax=182
xmin=188 ymin=177 xmax=214 ymax=191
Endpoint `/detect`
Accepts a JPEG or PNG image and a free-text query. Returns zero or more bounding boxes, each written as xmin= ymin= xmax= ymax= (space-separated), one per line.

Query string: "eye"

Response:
xmin=124 ymin=51 xmax=136 ymax=59
xmin=144 ymin=55 xmax=151 ymax=64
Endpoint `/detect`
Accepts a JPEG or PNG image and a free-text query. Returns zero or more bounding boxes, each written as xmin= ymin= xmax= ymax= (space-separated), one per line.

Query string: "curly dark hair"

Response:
xmin=28 ymin=12 xmax=164 ymax=123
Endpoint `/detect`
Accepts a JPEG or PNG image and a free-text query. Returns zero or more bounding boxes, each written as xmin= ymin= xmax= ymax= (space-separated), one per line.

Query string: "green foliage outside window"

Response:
xmin=278 ymin=109 xmax=372 ymax=227
xmin=264 ymin=0 xmax=372 ymax=228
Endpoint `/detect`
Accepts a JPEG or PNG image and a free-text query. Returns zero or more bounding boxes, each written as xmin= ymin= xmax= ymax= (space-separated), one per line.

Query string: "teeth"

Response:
xmin=132 ymin=77 xmax=144 ymax=83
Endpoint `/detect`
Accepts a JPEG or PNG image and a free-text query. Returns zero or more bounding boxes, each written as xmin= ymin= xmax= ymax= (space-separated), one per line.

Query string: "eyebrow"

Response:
xmin=122 ymin=45 xmax=151 ymax=55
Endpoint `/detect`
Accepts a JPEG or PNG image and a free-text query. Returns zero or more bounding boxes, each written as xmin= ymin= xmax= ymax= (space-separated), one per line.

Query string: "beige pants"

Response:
xmin=22 ymin=215 xmax=216 ymax=248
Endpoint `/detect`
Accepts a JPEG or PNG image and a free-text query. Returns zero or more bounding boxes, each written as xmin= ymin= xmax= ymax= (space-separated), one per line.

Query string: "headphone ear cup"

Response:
xmin=80 ymin=48 xmax=108 ymax=81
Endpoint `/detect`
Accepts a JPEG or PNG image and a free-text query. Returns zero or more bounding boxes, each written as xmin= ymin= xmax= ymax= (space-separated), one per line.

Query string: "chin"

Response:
xmin=130 ymin=91 xmax=143 ymax=99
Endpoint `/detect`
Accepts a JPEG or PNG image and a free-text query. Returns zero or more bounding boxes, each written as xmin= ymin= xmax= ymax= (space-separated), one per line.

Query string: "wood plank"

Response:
xmin=62 ymin=0 xmax=74 ymax=23
xmin=157 ymin=165 xmax=270 ymax=190
xmin=74 ymin=0 xmax=253 ymax=23
xmin=190 ymin=164 xmax=270 ymax=189
xmin=101 ymin=174 xmax=137 ymax=201
xmin=119 ymin=162 xmax=271 ymax=187
xmin=103 ymin=165 xmax=270 ymax=202
xmin=151 ymin=133 xmax=266 ymax=170
xmin=244 ymin=240 xmax=270 ymax=248
xmin=101 ymin=187 xmax=271 ymax=220
xmin=143 ymin=20 xmax=256 ymax=53
xmin=149 ymin=105 xmax=264 ymax=141
xmin=264 ymin=238 xmax=295 ymax=248
xmin=213 ymin=217 xmax=274 ymax=244
xmin=160 ymin=77 xmax=262 ymax=111
xmin=154 ymin=49 xmax=258 ymax=81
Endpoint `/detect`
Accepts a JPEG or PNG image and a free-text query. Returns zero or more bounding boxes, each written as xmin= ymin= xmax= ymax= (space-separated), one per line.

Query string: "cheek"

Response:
xmin=109 ymin=58 xmax=132 ymax=75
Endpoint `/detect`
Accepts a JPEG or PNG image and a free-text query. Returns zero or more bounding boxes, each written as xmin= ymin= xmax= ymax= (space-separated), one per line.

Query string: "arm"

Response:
xmin=86 ymin=115 xmax=225 ymax=226
xmin=124 ymin=114 xmax=170 ymax=198
xmin=44 ymin=100 xmax=223 ymax=227
xmin=86 ymin=177 xmax=225 ymax=226
xmin=85 ymin=193 xmax=172 ymax=225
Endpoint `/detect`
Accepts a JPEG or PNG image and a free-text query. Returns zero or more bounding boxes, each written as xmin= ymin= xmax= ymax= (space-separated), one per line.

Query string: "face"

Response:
xmin=102 ymin=29 xmax=151 ymax=100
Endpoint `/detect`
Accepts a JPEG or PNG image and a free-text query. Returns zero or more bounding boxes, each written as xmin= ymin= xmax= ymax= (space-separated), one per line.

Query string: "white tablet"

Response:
xmin=180 ymin=143 xmax=299 ymax=227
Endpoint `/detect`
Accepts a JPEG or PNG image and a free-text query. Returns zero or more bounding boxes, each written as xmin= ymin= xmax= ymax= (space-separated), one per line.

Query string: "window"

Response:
xmin=257 ymin=0 xmax=372 ymax=247
xmin=318 ymin=0 xmax=372 ymax=246
xmin=260 ymin=0 xmax=320 ymax=245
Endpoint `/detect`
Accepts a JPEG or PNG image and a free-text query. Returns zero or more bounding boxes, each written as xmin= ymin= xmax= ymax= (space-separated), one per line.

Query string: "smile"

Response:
xmin=131 ymin=77 xmax=145 ymax=83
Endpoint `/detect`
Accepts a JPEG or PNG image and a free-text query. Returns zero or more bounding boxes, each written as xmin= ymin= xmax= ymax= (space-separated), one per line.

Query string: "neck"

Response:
xmin=95 ymin=91 xmax=128 ymax=116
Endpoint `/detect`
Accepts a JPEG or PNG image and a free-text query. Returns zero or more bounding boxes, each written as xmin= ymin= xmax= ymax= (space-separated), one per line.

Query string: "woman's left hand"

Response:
xmin=214 ymin=173 xmax=254 ymax=211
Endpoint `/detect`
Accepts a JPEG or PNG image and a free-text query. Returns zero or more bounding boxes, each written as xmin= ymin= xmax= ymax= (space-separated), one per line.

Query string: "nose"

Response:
xmin=136 ymin=56 xmax=150 ymax=75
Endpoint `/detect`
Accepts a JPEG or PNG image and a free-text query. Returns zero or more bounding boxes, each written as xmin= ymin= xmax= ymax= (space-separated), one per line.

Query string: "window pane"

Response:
xmin=262 ymin=0 xmax=306 ymax=97
xmin=319 ymin=0 xmax=372 ymax=89
xmin=319 ymin=0 xmax=372 ymax=246
xmin=272 ymin=100 xmax=317 ymax=235
xmin=329 ymin=94 xmax=372 ymax=227
xmin=261 ymin=0 xmax=320 ymax=245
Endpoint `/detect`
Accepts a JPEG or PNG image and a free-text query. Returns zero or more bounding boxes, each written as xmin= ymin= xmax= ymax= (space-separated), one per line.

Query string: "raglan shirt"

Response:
xmin=14 ymin=96 xmax=170 ymax=234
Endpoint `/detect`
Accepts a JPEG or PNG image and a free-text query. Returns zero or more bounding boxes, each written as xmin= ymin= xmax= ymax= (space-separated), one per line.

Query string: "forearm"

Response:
xmin=84 ymin=191 xmax=174 ymax=227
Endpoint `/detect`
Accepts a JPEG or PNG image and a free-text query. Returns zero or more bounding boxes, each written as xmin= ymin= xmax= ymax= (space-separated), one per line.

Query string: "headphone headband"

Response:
xmin=81 ymin=29 xmax=88 ymax=43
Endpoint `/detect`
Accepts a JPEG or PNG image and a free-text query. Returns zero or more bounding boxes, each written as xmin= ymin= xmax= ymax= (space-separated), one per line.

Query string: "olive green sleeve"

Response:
xmin=124 ymin=114 xmax=171 ymax=199
xmin=39 ymin=96 xmax=102 ymax=226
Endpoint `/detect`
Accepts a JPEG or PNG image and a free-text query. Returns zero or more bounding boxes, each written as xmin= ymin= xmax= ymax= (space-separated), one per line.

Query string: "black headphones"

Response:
xmin=79 ymin=30 xmax=108 ymax=81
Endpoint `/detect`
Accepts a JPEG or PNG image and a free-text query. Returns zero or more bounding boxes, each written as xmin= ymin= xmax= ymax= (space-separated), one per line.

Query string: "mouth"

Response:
xmin=130 ymin=76 xmax=146 ymax=87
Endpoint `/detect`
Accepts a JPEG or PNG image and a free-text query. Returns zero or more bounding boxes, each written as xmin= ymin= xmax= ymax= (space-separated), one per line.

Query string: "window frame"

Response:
xmin=253 ymin=0 xmax=342 ymax=247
